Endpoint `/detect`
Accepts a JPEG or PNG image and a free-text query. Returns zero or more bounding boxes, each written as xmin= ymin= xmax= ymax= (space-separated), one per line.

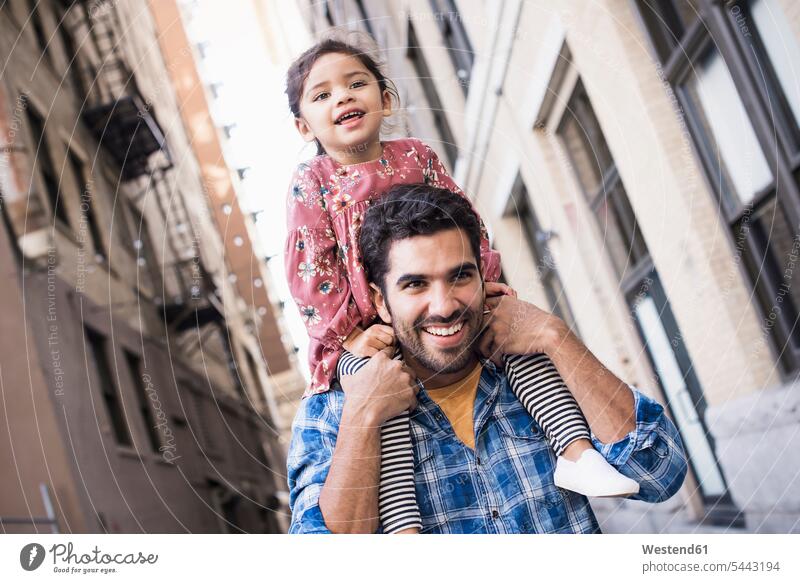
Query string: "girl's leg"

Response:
xmin=504 ymin=353 xmax=640 ymax=497
xmin=337 ymin=351 xmax=422 ymax=533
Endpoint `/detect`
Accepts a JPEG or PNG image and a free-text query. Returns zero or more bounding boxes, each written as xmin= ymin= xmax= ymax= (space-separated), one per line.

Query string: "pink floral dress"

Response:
xmin=284 ymin=138 xmax=501 ymax=397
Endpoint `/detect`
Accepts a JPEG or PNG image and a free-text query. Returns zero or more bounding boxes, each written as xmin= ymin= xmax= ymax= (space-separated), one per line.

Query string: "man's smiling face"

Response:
xmin=371 ymin=227 xmax=485 ymax=387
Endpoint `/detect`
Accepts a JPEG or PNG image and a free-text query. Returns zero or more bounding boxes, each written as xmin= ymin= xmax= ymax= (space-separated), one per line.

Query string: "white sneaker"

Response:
xmin=553 ymin=449 xmax=640 ymax=497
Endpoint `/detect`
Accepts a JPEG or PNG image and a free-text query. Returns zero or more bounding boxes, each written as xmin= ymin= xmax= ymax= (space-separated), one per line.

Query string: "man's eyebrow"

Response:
xmin=449 ymin=262 xmax=478 ymax=278
xmin=395 ymin=273 xmax=427 ymax=287
xmin=394 ymin=262 xmax=478 ymax=286
xmin=304 ymin=70 xmax=369 ymax=99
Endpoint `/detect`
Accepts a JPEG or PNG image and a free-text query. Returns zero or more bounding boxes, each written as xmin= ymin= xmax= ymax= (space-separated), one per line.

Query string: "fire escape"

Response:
xmin=67 ymin=0 xmax=242 ymax=392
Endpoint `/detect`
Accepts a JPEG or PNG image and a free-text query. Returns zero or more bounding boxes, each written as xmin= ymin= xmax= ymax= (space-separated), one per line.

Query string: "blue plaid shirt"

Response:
xmin=287 ymin=360 xmax=687 ymax=534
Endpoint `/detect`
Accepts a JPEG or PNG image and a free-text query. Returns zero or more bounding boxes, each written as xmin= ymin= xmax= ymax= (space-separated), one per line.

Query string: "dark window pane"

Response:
xmin=428 ymin=0 xmax=473 ymax=94
xmin=26 ymin=107 xmax=70 ymax=226
xmin=85 ymin=327 xmax=132 ymax=446
xmin=559 ymin=81 xmax=614 ymax=201
xmin=596 ymin=194 xmax=636 ymax=279
xmin=125 ymin=351 xmax=161 ymax=453
xmin=558 ymin=81 xmax=649 ymax=278
xmin=608 ymin=181 xmax=649 ymax=267
xmin=637 ymin=0 xmax=701 ymax=63
xmin=27 ymin=0 xmax=50 ymax=58
xmin=407 ymin=22 xmax=458 ymax=167
xmin=68 ymin=152 xmax=105 ymax=260
xmin=740 ymin=197 xmax=800 ymax=370
xmin=509 ymin=174 xmax=577 ymax=331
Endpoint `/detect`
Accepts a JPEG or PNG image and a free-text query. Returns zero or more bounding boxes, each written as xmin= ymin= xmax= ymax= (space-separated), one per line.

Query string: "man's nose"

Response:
xmin=427 ymin=283 xmax=461 ymax=320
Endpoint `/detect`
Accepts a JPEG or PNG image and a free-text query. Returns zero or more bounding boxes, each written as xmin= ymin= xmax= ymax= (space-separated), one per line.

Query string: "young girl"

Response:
xmin=284 ymin=35 xmax=639 ymax=534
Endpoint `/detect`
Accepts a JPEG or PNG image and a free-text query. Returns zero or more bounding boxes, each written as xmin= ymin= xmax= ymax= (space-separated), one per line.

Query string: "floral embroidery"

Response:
xmin=331 ymin=191 xmax=352 ymax=213
xmin=295 ymin=239 xmax=305 ymax=252
xmin=315 ymin=256 xmax=335 ymax=277
xmin=318 ymin=280 xmax=334 ymax=294
xmin=291 ymin=182 xmax=306 ymax=204
xmin=297 ymin=261 xmax=316 ymax=281
xmin=300 ymin=304 xmax=322 ymax=326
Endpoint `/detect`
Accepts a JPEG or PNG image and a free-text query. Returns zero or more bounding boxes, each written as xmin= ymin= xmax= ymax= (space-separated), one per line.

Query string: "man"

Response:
xmin=287 ymin=184 xmax=687 ymax=534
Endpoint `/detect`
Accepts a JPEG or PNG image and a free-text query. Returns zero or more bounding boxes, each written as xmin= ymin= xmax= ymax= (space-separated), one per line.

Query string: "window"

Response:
xmin=244 ymin=348 xmax=265 ymax=405
xmin=428 ymin=0 xmax=474 ymax=95
xmin=124 ymin=351 xmax=161 ymax=453
xmin=26 ymin=0 xmax=51 ymax=62
xmin=558 ymin=80 xmax=647 ymax=282
xmin=85 ymin=327 xmax=132 ymax=446
xmin=353 ymin=0 xmax=374 ymax=37
xmin=555 ymin=74 xmax=733 ymax=516
xmin=127 ymin=204 xmax=162 ymax=291
xmin=636 ymin=0 xmax=701 ymax=64
xmin=637 ymin=0 xmax=800 ymax=375
xmin=407 ymin=21 xmax=458 ymax=168
xmin=324 ymin=0 xmax=335 ymax=26
xmin=67 ymin=151 xmax=105 ymax=261
xmin=26 ymin=105 xmax=70 ymax=227
xmin=57 ymin=16 xmax=85 ymax=98
xmin=506 ymin=173 xmax=577 ymax=332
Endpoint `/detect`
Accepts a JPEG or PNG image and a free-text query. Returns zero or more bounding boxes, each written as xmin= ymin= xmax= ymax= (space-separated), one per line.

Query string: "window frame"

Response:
xmin=636 ymin=0 xmax=800 ymax=375
xmin=428 ymin=0 xmax=474 ymax=95
xmin=25 ymin=103 xmax=71 ymax=229
xmin=84 ymin=326 xmax=133 ymax=447
xmin=406 ymin=20 xmax=459 ymax=167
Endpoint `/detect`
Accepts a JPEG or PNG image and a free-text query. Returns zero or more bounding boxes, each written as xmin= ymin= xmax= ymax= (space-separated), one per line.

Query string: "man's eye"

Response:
xmin=405 ymin=281 xmax=424 ymax=289
xmin=313 ymin=91 xmax=330 ymax=101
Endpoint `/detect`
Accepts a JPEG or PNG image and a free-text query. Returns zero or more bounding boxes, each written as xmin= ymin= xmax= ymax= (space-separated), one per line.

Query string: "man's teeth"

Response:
xmin=424 ymin=322 xmax=464 ymax=336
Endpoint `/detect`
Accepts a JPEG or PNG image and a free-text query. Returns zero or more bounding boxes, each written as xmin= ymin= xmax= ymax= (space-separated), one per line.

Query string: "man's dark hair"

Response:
xmin=359 ymin=184 xmax=483 ymax=291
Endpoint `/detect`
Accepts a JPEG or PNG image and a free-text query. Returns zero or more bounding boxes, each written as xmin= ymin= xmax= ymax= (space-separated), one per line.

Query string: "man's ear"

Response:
xmin=370 ymin=282 xmax=391 ymax=323
xmin=294 ymin=117 xmax=317 ymax=143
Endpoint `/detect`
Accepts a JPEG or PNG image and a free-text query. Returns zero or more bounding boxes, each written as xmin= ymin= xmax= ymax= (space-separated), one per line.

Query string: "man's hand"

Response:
xmin=477 ymin=294 xmax=567 ymax=360
xmin=339 ymin=347 xmax=418 ymax=426
xmin=320 ymin=348 xmax=418 ymax=533
xmin=342 ymin=324 xmax=395 ymax=357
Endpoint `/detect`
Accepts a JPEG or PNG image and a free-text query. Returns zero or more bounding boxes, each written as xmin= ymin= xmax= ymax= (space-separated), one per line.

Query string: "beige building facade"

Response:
xmin=304 ymin=0 xmax=800 ymax=533
xmin=1 ymin=0 xmax=296 ymax=532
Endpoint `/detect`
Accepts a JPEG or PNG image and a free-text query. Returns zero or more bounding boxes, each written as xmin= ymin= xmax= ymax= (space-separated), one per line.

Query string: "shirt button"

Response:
xmin=475 ymin=456 xmax=481 ymax=465
xmin=491 ymin=510 xmax=500 ymax=519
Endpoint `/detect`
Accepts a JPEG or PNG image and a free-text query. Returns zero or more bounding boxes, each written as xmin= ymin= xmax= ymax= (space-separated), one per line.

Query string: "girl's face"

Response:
xmin=295 ymin=52 xmax=392 ymax=163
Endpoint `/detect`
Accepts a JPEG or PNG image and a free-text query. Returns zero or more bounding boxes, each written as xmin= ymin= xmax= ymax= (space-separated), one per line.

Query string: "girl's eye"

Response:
xmin=313 ymin=91 xmax=330 ymax=102
xmin=453 ymin=272 xmax=472 ymax=282
xmin=351 ymin=80 xmax=366 ymax=88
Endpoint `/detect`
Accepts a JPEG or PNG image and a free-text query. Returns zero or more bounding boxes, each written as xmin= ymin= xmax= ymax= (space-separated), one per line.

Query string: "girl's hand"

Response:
xmin=342 ymin=324 xmax=395 ymax=357
xmin=484 ymin=281 xmax=517 ymax=299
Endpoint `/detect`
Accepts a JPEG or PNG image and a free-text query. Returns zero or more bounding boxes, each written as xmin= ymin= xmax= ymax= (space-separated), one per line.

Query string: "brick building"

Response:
xmin=0 ymin=0 xmax=298 ymax=533
xmin=301 ymin=0 xmax=800 ymax=533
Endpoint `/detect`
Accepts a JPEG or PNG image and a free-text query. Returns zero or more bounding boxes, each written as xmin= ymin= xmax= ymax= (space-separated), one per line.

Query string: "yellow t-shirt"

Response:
xmin=425 ymin=363 xmax=482 ymax=449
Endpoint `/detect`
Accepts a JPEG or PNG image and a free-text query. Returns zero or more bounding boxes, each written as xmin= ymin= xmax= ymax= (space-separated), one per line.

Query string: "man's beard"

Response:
xmin=391 ymin=303 xmax=483 ymax=376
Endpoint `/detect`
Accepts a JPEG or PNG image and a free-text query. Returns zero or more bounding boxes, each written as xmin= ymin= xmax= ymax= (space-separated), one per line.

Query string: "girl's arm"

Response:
xmin=285 ymin=164 xmax=360 ymax=353
xmin=418 ymin=140 xmax=502 ymax=282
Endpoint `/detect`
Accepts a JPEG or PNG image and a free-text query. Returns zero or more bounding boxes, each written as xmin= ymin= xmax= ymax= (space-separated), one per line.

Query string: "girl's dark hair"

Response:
xmin=359 ymin=184 xmax=483 ymax=293
xmin=285 ymin=32 xmax=400 ymax=155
